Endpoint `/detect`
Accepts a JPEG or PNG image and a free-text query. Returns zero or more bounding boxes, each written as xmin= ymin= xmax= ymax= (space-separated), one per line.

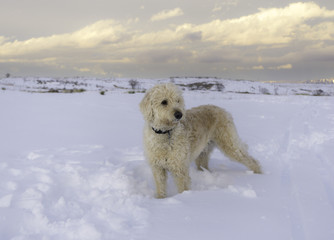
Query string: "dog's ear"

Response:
xmin=140 ymin=89 xmax=154 ymax=122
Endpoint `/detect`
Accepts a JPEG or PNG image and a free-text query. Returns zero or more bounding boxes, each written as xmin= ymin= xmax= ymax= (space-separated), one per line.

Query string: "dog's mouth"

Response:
xmin=151 ymin=109 xmax=184 ymax=132
xmin=152 ymin=117 xmax=181 ymax=133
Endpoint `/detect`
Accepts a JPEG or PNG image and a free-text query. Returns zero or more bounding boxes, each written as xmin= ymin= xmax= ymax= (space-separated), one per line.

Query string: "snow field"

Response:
xmin=1 ymin=88 xmax=334 ymax=240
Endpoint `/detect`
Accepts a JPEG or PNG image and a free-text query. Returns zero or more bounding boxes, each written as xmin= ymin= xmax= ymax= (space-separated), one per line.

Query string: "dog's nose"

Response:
xmin=174 ymin=111 xmax=183 ymax=120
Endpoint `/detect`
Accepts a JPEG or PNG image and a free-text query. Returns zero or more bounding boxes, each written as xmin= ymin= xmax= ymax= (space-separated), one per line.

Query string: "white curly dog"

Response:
xmin=140 ymin=83 xmax=262 ymax=198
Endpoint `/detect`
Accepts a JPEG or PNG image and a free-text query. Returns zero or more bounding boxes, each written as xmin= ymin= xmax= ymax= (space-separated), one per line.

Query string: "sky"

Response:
xmin=1 ymin=0 xmax=334 ymax=82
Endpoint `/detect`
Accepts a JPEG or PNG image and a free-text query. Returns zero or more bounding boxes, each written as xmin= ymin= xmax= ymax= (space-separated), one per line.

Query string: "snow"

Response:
xmin=1 ymin=77 xmax=334 ymax=239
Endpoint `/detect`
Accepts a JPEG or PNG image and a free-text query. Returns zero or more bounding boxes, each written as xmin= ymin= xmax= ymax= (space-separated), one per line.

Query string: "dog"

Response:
xmin=140 ymin=83 xmax=262 ymax=198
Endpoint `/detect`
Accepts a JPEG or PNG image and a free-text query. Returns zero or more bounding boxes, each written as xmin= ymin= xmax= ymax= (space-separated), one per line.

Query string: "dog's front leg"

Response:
xmin=152 ymin=165 xmax=167 ymax=198
xmin=172 ymin=168 xmax=190 ymax=194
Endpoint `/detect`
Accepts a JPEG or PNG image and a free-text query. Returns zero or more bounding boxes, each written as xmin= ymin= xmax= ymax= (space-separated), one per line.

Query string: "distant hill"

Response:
xmin=305 ymin=78 xmax=334 ymax=84
xmin=1 ymin=77 xmax=334 ymax=96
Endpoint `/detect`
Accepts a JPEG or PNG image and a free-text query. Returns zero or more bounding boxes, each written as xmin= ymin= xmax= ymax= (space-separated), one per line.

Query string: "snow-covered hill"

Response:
xmin=0 ymin=78 xmax=334 ymax=239
xmin=1 ymin=76 xmax=333 ymax=96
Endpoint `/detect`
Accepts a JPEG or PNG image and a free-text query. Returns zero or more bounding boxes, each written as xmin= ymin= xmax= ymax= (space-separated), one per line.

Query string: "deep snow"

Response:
xmin=0 ymin=78 xmax=334 ymax=240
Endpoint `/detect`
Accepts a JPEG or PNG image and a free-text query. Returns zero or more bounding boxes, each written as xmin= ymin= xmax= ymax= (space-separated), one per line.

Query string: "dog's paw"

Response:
xmin=155 ymin=193 xmax=167 ymax=199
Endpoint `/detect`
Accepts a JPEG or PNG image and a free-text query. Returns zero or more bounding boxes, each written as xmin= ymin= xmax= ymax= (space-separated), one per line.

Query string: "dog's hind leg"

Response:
xmin=152 ymin=166 xmax=168 ymax=198
xmin=195 ymin=141 xmax=214 ymax=171
xmin=213 ymin=112 xmax=262 ymax=174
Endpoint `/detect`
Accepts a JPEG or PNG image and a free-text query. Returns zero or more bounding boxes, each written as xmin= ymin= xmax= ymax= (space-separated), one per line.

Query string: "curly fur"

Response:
xmin=140 ymin=83 xmax=262 ymax=198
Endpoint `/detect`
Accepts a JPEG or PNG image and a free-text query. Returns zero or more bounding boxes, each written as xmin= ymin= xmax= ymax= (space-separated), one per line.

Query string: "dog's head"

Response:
xmin=140 ymin=83 xmax=185 ymax=131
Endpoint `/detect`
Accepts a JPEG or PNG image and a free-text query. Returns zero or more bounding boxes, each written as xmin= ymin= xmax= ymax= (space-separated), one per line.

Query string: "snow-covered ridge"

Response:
xmin=1 ymin=76 xmax=333 ymax=96
xmin=305 ymin=78 xmax=334 ymax=84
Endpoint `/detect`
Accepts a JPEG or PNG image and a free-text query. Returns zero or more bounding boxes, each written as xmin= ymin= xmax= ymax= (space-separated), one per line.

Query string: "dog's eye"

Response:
xmin=161 ymin=100 xmax=168 ymax=106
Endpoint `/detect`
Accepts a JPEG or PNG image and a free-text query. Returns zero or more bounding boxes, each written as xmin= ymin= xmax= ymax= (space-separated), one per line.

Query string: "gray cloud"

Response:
xmin=136 ymin=48 xmax=193 ymax=64
xmin=183 ymin=31 xmax=202 ymax=42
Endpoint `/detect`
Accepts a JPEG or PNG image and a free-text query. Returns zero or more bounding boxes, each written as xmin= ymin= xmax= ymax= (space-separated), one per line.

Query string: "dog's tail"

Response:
xmin=212 ymin=108 xmax=262 ymax=174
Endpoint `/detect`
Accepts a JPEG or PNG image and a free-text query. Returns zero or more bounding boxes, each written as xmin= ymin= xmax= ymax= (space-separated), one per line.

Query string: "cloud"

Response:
xmin=212 ymin=0 xmax=238 ymax=12
xmin=252 ymin=65 xmax=264 ymax=70
xmin=0 ymin=2 xmax=334 ymax=79
xmin=183 ymin=31 xmax=202 ymax=42
xmin=236 ymin=63 xmax=293 ymax=71
xmin=1 ymin=2 xmax=333 ymax=59
xmin=212 ymin=5 xmax=222 ymax=12
xmin=0 ymin=57 xmax=57 ymax=64
xmin=274 ymin=64 xmax=293 ymax=70
xmin=0 ymin=36 xmax=9 ymax=45
xmin=298 ymin=22 xmax=334 ymax=41
xmin=128 ymin=23 xmax=198 ymax=48
xmin=199 ymin=2 xmax=334 ymax=46
xmin=73 ymin=66 xmax=107 ymax=75
xmin=0 ymin=20 xmax=128 ymax=56
xmin=137 ymin=48 xmax=193 ymax=64
xmin=150 ymin=8 xmax=184 ymax=22
xmin=70 ymin=20 xmax=128 ymax=47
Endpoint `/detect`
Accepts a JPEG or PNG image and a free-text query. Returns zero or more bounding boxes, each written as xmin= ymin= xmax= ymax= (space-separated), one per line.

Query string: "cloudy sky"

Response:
xmin=1 ymin=0 xmax=334 ymax=82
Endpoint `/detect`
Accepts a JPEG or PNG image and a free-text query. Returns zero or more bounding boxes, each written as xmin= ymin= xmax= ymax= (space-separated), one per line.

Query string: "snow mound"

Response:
xmin=0 ymin=145 xmax=152 ymax=239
